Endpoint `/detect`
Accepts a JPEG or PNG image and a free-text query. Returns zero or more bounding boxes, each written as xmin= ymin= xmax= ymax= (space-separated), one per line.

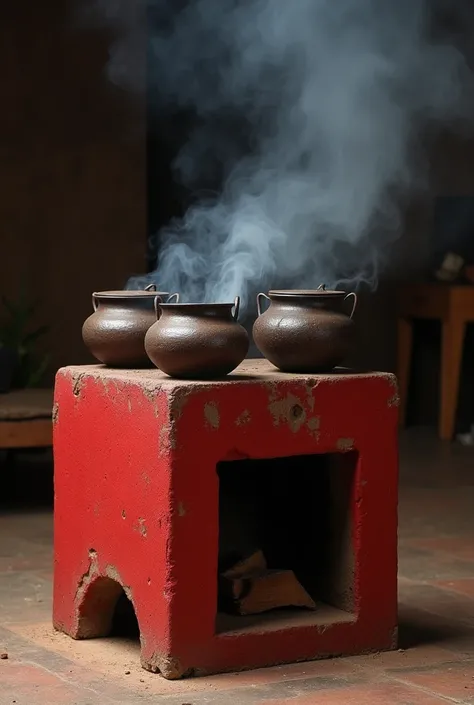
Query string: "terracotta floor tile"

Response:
xmin=1 ymin=661 xmax=118 ymax=704
xmin=398 ymin=582 xmax=474 ymax=626
xmin=0 ymin=572 xmax=52 ymax=625
xmin=435 ymin=579 xmax=474 ymax=600
xmin=398 ymin=545 xmax=474 ymax=581
xmin=261 ymin=681 xmax=450 ymax=704
xmin=346 ymin=643 xmax=469 ymax=672
xmin=395 ymin=661 xmax=474 ymax=701
xmin=410 ymin=536 xmax=474 ymax=562
xmin=398 ymin=603 xmax=474 ymax=655
xmin=0 ymin=552 xmax=53 ymax=573
xmin=195 ymin=658 xmax=360 ymax=688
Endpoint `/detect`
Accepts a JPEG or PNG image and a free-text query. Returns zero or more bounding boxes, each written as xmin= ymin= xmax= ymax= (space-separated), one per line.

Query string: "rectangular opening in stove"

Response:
xmin=216 ymin=451 xmax=358 ymax=635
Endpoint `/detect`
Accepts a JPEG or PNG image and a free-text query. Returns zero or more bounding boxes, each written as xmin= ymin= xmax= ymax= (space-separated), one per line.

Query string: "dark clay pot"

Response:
xmin=252 ymin=286 xmax=357 ymax=373
xmin=82 ymin=286 xmax=179 ymax=368
xmin=145 ymin=297 xmax=249 ymax=379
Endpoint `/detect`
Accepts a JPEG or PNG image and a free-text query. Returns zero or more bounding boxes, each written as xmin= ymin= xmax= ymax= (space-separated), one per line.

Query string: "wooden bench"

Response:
xmin=0 ymin=389 xmax=53 ymax=449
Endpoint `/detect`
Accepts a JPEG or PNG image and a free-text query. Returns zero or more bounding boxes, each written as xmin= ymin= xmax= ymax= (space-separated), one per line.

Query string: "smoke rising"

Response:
xmin=88 ymin=0 xmax=474 ymax=307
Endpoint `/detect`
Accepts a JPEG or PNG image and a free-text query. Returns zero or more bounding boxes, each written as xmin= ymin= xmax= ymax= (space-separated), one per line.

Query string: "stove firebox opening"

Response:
xmin=216 ymin=451 xmax=358 ymax=635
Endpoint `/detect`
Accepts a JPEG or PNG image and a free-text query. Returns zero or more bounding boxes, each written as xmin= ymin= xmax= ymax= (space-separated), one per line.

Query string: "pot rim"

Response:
xmin=268 ymin=289 xmax=347 ymax=297
xmin=93 ymin=290 xmax=170 ymax=298
xmin=158 ymin=301 xmax=235 ymax=309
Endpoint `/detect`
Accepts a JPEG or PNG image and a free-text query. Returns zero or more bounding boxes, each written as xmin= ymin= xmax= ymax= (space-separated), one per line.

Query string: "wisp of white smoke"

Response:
xmin=85 ymin=0 xmax=474 ymax=307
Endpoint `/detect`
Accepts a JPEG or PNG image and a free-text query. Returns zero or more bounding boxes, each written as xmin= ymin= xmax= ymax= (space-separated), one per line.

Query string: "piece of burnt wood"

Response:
xmin=224 ymin=549 xmax=267 ymax=578
xmin=219 ymin=550 xmax=317 ymax=616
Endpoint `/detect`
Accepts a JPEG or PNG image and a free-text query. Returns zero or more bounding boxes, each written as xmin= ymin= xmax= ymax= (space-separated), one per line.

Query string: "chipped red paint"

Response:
xmin=53 ymin=360 xmax=399 ymax=679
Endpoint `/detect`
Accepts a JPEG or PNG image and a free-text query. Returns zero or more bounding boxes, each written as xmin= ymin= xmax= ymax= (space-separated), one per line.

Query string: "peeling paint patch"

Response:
xmin=138 ymin=518 xmax=147 ymax=537
xmin=72 ymin=375 xmax=85 ymax=398
xmin=52 ymin=402 xmax=59 ymax=425
xmin=204 ymin=401 xmax=220 ymax=429
xmin=388 ymin=377 xmax=400 ymax=408
xmin=268 ymin=393 xmax=307 ymax=432
xmin=144 ymin=653 xmax=185 ymax=679
xmin=159 ymin=425 xmax=174 ymax=454
xmin=105 ymin=564 xmax=133 ymax=601
xmin=75 ymin=549 xmax=98 ymax=603
xmin=304 ymin=381 xmax=318 ymax=412
xmin=306 ymin=416 xmax=320 ymax=438
xmin=235 ymin=409 xmax=251 ymax=426
xmin=170 ymin=389 xmax=190 ymax=420
xmin=102 ymin=379 xmax=121 ymax=399
xmin=127 ymin=398 xmax=132 ymax=413
xmin=178 ymin=502 xmax=186 ymax=517
xmin=337 ymin=437 xmax=355 ymax=452
xmin=159 ymin=425 xmax=167 ymax=452
xmin=387 ymin=393 xmax=400 ymax=407
xmin=121 ymin=509 xmax=126 ymax=519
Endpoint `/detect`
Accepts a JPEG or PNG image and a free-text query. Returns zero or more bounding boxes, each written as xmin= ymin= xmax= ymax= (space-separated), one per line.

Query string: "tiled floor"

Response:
xmin=2 ymin=429 xmax=474 ymax=703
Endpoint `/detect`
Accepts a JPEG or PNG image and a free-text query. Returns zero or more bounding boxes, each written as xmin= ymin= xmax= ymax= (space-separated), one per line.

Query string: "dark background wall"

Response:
xmin=0 ymin=3 xmax=146 ymax=381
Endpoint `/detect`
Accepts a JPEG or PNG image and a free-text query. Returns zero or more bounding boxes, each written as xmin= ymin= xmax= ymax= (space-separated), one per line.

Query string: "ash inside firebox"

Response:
xmin=216 ymin=451 xmax=357 ymax=631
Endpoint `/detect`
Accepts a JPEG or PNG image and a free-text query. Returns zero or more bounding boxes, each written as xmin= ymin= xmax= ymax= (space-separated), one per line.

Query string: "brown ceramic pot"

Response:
xmin=145 ymin=297 xmax=249 ymax=378
xmin=252 ymin=286 xmax=357 ymax=373
xmin=82 ymin=285 xmax=179 ymax=368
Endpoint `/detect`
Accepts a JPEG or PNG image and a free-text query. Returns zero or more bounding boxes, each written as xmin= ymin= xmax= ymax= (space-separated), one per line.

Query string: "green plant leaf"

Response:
xmin=23 ymin=326 xmax=48 ymax=345
xmin=0 ymin=293 xmax=49 ymax=388
xmin=25 ymin=354 xmax=50 ymax=388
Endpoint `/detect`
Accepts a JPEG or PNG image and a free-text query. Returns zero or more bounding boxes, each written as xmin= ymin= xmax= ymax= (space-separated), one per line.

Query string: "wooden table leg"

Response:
xmin=440 ymin=316 xmax=466 ymax=441
xmin=397 ymin=317 xmax=413 ymax=427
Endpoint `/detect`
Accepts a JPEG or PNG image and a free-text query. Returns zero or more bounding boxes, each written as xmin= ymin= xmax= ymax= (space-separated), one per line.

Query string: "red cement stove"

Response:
xmin=52 ymin=359 xmax=399 ymax=679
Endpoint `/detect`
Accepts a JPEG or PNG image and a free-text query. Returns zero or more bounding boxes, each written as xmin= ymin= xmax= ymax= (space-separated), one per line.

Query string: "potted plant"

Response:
xmin=0 ymin=344 xmax=18 ymax=394
xmin=0 ymin=293 xmax=49 ymax=393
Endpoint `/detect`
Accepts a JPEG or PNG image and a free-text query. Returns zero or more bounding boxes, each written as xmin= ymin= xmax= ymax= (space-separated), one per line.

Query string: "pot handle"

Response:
xmin=166 ymin=293 xmax=180 ymax=303
xmin=232 ymin=296 xmax=240 ymax=321
xmin=344 ymin=292 xmax=357 ymax=319
xmin=153 ymin=295 xmax=164 ymax=319
xmin=92 ymin=293 xmax=99 ymax=312
xmin=145 ymin=283 xmax=157 ymax=291
xmin=257 ymin=292 xmax=270 ymax=316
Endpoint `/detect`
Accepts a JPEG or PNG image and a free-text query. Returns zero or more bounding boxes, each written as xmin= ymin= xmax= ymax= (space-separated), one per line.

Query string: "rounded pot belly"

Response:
xmin=145 ymin=322 xmax=249 ymax=378
xmin=253 ymin=313 xmax=355 ymax=373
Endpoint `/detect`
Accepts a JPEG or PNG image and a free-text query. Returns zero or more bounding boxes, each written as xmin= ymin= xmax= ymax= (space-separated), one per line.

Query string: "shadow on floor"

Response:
xmin=0 ymin=449 xmax=53 ymax=509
